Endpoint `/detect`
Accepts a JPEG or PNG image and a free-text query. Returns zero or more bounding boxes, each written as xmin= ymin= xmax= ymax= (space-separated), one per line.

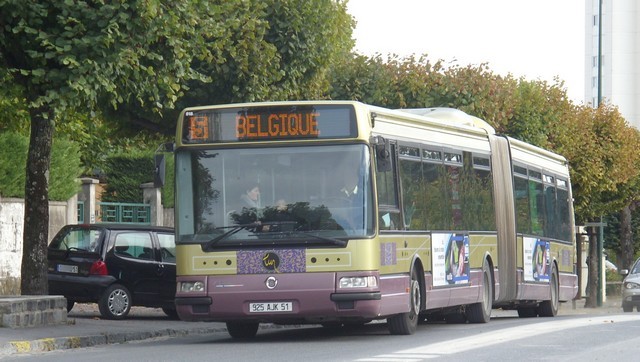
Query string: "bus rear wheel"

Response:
xmin=226 ymin=321 xmax=259 ymax=339
xmin=388 ymin=268 xmax=421 ymax=335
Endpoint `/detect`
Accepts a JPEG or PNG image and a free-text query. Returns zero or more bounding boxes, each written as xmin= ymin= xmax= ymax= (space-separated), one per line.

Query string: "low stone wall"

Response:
xmin=163 ymin=207 xmax=174 ymax=228
xmin=0 ymin=198 xmax=75 ymax=296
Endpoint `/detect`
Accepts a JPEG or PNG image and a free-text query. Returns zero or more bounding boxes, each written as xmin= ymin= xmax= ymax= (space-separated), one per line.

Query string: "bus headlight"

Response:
xmin=180 ymin=281 xmax=205 ymax=292
xmin=339 ymin=276 xmax=378 ymax=288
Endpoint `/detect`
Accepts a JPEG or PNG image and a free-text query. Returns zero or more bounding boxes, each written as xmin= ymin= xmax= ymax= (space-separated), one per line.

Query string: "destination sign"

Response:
xmin=182 ymin=105 xmax=357 ymax=143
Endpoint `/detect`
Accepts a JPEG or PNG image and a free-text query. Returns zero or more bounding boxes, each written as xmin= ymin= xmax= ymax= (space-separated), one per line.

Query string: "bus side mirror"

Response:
xmin=372 ymin=136 xmax=391 ymax=172
xmin=154 ymin=154 xmax=166 ymax=188
xmin=153 ymin=142 xmax=174 ymax=187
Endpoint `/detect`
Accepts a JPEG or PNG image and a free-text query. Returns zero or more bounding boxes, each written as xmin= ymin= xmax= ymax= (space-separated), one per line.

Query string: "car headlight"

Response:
xmin=180 ymin=281 xmax=205 ymax=292
xmin=339 ymin=276 xmax=378 ymax=288
xmin=625 ymin=282 xmax=640 ymax=289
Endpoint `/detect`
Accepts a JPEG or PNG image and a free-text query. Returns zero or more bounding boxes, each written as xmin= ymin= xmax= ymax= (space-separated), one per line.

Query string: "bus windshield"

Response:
xmin=175 ymin=144 xmax=374 ymax=247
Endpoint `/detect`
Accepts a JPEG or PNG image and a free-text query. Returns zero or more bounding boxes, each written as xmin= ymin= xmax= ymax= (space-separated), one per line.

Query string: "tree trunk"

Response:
xmin=20 ymin=109 xmax=54 ymax=295
xmin=620 ymin=205 xmax=634 ymax=270
xmin=584 ymin=227 xmax=599 ymax=308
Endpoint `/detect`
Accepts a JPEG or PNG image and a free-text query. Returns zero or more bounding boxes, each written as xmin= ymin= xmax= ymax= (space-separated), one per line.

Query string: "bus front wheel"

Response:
xmin=388 ymin=268 xmax=421 ymax=335
xmin=226 ymin=321 xmax=259 ymax=339
xmin=466 ymin=260 xmax=493 ymax=323
xmin=537 ymin=266 xmax=559 ymax=317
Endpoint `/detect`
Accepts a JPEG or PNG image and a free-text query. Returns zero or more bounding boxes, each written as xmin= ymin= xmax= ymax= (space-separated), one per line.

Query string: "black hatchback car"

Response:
xmin=48 ymin=224 xmax=176 ymax=320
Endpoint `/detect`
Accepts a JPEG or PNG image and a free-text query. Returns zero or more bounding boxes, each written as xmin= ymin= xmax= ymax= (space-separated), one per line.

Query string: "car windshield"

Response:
xmin=175 ymin=144 xmax=375 ymax=246
xmin=631 ymin=260 xmax=640 ymax=275
xmin=49 ymin=227 xmax=104 ymax=253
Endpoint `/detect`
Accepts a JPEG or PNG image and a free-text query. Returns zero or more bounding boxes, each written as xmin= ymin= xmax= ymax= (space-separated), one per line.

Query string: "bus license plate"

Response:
xmin=57 ymin=264 xmax=78 ymax=274
xmin=249 ymin=302 xmax=293 ymax=313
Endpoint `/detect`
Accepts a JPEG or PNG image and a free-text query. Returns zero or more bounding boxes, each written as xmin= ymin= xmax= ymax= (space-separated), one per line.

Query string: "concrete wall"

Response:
xmin=163 ymin=208 xmax=174 ymax=228
xmin=0 ymin=181 xmax=168 ymax=296
xmin=0 ymin=198 xmax=75 ymax=296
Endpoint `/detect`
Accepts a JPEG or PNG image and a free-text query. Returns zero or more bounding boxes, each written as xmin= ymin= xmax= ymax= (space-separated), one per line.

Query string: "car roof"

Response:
xmin=64 ymin=223 xmax=174 ymax=232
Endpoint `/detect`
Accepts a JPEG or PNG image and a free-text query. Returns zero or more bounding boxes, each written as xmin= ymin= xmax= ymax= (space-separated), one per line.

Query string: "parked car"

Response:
xmin=48 ymin=224 xmax=176 ymax=319
xmin=621 ymin=257 xmax=640 ymax=312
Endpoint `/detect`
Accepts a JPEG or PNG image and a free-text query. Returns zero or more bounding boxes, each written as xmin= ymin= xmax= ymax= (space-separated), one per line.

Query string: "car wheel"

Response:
xmin=622 ymin=303 xmax=633 ymax=312
xmin=98 ymin=284 xmax=131 ymax=320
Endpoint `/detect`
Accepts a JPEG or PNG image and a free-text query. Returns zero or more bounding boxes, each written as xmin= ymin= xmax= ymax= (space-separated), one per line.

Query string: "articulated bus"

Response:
xmin=172 ymin=101 xmax=578 ymax=338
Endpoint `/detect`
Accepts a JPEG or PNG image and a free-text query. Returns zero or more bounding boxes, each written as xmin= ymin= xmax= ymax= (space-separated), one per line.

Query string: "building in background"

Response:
xmin=585 ymin=0 xmax=640 ymax=128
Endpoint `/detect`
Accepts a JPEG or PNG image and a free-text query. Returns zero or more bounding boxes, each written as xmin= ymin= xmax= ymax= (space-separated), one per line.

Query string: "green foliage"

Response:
xmin=0 ymin=132 xmax=80 ymax=200
xmin=173 ymin=0 xmax=354 ymax=118
xmin=49 ymin=137 xmax=81 ymax=201
xmin=100 ymin=149 xmax=173 ymax=208
xmin=554 ymin=104 xmax=640 ymax=222
xmin=0 ymin=72 xmax=30 ymax=134
xmin=0 ymin=132 xmax=28 ymax=196
xmin=101 ymin=151 xmax=155 ymax=203
xmin=162 ymin=154 xmax=175 ymax=208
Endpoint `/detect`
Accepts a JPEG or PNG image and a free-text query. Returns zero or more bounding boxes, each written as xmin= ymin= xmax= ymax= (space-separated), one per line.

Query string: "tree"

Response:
xmin=104 ymin=0 xmax=355 ymax=133
xmin=328 ymin=54 xmax=640 ymax=307
xmin=0 ymin=0 xmax=238 ymax=295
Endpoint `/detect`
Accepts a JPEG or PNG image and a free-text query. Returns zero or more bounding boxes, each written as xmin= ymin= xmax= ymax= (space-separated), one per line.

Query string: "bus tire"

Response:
xmin=226 ymin=321 xmax=259 ymax=339
xmin=537 ymin=266 xmax=559 ymax=317
xmin=466 ymin=260 xmax=493 ymax=323
xmin=388 ymin=268 xmax=421 ymax=335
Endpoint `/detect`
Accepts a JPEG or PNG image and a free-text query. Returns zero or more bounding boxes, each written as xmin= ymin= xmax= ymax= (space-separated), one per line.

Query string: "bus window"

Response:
xmin=514 ymin=171 xmax=531 ymax=235
xmin=529 ymin=170 xmax=545 ymax=236
xmin=543 ymin=174 xmax=557 ymax=239
xmin=399 ymin=145 xmax=422 ymax=229
xmin=556 ymin=179 xmax=571 ymax=241
xmin=376 ymin=143 xmax=401 ymax=230
xmin=464 ymin=154 xmax=495 ymax=231
xmin=422 ymin=148 xmax=448 ymax=230
xmin=175 ymin=144 xmax=375 ymax=243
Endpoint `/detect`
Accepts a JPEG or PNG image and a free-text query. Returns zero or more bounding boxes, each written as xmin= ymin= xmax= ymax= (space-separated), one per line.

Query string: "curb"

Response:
xmin=0 ymin=326 xmax=227 ymax=357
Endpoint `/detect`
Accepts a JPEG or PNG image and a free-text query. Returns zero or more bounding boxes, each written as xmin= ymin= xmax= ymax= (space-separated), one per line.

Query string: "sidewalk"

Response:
xmin=0 ymin=303 xmax=229 ymax=357
xmin=0 ymin=297 xmax=625 ymax=357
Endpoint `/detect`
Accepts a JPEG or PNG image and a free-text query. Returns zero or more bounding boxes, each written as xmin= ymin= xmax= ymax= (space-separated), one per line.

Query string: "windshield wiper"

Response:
xmin=203 ymin=223 xmax=260 ymax=249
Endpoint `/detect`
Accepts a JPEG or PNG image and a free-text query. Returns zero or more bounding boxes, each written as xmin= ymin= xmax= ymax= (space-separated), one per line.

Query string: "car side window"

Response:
xmin=114 ymin=232 xmax=154 ymax=260
xmin=157 ymin=233 xmax=176 ymax=263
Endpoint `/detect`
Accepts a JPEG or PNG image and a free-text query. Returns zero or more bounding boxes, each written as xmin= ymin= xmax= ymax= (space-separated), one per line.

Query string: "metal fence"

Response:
xmin=97 ymin=202 xmax=151 ymax=224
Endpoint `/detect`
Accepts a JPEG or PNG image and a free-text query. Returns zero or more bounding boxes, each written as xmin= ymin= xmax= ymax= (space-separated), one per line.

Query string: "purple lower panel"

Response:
xmin=559 ymin=273 xmax=578 ymax=301
xmin=378 ymin=274 xmax=409 ymax=316
xmin=177 ymin=273 xmax=382 ymax=323
xmin=449 ymin=269 xmax=482 ymax=306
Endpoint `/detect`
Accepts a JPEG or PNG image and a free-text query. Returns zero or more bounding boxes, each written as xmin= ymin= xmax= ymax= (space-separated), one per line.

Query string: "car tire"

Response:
xmin=98 ymin=284 xmax=132 ymax=320
xmin=622 ymin=303 xmax=633 ymax=312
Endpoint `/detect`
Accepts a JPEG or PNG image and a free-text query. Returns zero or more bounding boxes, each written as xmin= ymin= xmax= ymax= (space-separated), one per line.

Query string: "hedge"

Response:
xmin=0 ymin=132 xmax=80 ymax=200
